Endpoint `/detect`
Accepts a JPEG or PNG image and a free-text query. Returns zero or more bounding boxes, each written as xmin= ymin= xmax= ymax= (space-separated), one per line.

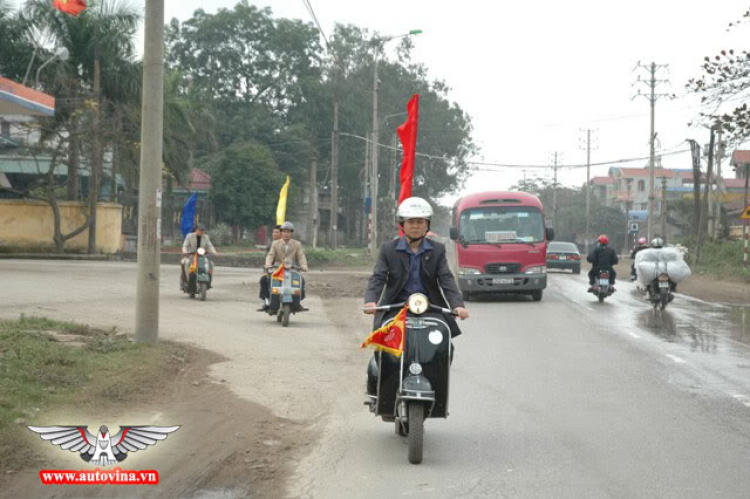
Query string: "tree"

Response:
xmin=23 ymin=0 xmax=141 ymax=252
xmin=0 ymin=0 xmax=36 ymax=81
xmin=687 ymin=10 xmax=750 ymax=142
xmin=207 ymin=142 xmax=285 ymax=231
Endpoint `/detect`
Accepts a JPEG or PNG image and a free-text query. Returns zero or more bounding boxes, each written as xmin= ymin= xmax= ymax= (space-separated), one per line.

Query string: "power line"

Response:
xmin=339 ymin=131 xmax=690 ymax=170
xmin=301 ymin=0 xmax=331 ymax=51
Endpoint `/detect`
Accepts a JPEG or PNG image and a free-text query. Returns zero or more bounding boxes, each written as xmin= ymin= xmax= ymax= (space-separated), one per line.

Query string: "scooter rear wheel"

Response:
xmin=407 ymin=403 xmax=425 ymax=465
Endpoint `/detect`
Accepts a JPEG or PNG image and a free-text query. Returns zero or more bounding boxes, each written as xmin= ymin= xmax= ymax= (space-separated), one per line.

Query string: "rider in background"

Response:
xmin=181 ymin=224 xmax=218 ymax=290
xmin=587 ymin=235 xmax=619 ymax=292
xmin=630 ymin=237 xmax=648 ymax=281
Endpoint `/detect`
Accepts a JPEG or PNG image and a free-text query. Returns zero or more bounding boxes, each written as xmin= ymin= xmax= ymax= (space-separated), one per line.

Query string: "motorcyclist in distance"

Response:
xmin=181 ymin=223 xmax=218 ymax=290
xmin=587 ymin=235 xmax=619 ymax=292
xmin=630 ymin=237 xmax=648 ymax=281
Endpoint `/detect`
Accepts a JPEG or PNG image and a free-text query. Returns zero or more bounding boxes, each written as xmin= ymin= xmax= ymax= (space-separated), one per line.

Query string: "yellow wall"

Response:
xmin=0 ymin=199 xmax=123 ymax=253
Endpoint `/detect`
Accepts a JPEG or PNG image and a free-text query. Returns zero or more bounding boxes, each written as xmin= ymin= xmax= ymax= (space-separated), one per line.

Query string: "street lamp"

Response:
xmin=35 ymin=47 xmax=70 ymax=88
xmin=370 ymin=29 xmax=422 ymax=255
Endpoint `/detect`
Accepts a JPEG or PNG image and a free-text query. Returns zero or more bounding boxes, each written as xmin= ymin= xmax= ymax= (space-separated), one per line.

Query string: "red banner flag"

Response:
xmin=53 ymin=0 xmax=87 ymax=16
xmin=360 ymin=305 xmax=408 ymax=357
xmin=396 ymin=94 xmax=420 ymax=206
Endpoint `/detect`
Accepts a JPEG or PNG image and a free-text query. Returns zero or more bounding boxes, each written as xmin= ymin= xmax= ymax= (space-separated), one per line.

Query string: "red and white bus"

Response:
xmin=449 ymin=191 xmax=554 ymax=302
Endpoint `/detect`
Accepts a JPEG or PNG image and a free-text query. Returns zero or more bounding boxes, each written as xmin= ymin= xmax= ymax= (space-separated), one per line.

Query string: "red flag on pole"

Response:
xmin=396 ymin=94 xmax=420 ymax=206
xmin=53 ymin=0 xmax=87 ymax=16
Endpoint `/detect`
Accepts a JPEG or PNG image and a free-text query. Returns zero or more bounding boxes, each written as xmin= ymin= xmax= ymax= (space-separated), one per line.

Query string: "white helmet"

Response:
xmin=651 ymin=237 xmax=664 ymax=248
xmin=397 ymin=197 xmax=433 ymax=222
xmin=280 ymin=221 xmax=294 ymax=232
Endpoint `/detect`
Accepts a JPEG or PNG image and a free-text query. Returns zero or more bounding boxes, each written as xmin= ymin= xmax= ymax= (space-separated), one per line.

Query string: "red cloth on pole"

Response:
xmin=53 ymin=0 xmax=87 ymax=16
xmin=396 ymin=94 xmax=420 ymax=206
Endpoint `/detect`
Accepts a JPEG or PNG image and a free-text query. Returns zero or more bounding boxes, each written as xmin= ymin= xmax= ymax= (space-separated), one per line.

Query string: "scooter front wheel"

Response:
xmin=199 ymin=282 xmax=208 ymax=301
xmin=282 ymin=304 xmax=291 ymax=327
xmin=407 ymin=403 xmax=425 ymax=465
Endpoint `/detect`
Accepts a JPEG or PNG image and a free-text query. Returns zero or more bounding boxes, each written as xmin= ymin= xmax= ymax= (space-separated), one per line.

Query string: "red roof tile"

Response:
xmin=591 ymin=177 xmax=616 ymax=185
xmin=724 ymin=178 xmax=748 ymax=188
xmin=188 ymin=168 xmax=211 ymax=191
xmin=731 ymin=150 xmax=750 ymax=166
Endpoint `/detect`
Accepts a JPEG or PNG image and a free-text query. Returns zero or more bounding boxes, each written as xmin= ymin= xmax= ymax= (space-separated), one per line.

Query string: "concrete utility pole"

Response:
xmin=329 ymin=98 xmax=339 ymax=248
xmin=661 ymin=160 xmax=667 ymax=241
xmin=364 ymin=133 xmax=371 ymax=247
xmin=634 ymin=61 xmax=672 ymax=242
xmin=579 ymin=129 xmax=597 ymax=253
xmin=370 ymin=59 xmax=381 ymax=255
xmin=308 ymin=150 xmax=318 ymax=248
xmin=552 ymin=152 xmax=559 ymax=232
xmin=389 ymin=133 xmax=398 ymax=237
xmin=744 ymin=164 xmax=749 ymax=265
xmin=712 ymin=127 xmax=724 ymax=238
xmin=135 ymin=0 xmax=165 ymax=343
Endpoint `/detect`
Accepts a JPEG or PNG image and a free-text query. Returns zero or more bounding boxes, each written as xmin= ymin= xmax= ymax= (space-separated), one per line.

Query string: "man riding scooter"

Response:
xmin=363 ymin=197 xmax=469 ymax=397
xmin=180 ymin=224 xmax=218 ymax=291
xmin=262 ymin=221 xmax=309 ymax=310
xmin=257 ymin=225 xmax=282 ymax=311
xmin=587 ymin=235 xmax=619 ymax=292
xmin=630 ymin=237 xmax=648 ymax=281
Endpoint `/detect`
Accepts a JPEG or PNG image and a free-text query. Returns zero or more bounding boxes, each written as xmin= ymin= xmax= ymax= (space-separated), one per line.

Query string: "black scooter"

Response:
xmin=365 ymin=293 xmax=456 ymax=465
xmin=646 ymin=272 xmax=675 ymax=310
xmin=589 ymin=270 xmax=614 ymax=303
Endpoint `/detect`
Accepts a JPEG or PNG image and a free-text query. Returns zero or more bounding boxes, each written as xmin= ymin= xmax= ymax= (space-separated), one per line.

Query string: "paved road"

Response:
xmin=293 ymin=271 xmax=750 ymax=499
xmin=3 ymin=260 xmax=750 ymax=498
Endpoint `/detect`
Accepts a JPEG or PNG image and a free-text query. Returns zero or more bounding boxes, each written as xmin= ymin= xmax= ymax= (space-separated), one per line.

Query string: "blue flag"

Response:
xmin=181 ymin=193 xmax=198 ymax=238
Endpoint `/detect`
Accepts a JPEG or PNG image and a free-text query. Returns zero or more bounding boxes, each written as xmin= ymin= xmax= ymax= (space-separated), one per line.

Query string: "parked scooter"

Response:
xmin=589 ymin=270 xmax=615 ymax=303
xmin=646 ymin=272 xmax=675 ymax=310
xmin=182 ymin=248 xmax=213 ymax=301
xmin=261 ymin=260 xmax=307 ymax=327
xmin=365 ymin=293 xmax=456 ymax=465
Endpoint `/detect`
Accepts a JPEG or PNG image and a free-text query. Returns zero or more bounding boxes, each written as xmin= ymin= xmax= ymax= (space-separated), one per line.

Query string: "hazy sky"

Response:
xmin=15 ymin=0 xmax=750 ymax=202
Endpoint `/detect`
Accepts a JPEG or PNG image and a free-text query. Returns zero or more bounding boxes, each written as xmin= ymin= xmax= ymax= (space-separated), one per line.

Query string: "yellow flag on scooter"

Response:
xmin=361 ymin=305 xmax=408 ymax=357
xmin=276 ymin=176 xmax=291 ymax=225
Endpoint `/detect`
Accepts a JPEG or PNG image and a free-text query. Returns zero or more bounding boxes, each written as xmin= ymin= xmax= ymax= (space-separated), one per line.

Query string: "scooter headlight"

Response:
xmin=409 ymin=363 xmax=423 ymax=375
xmin=407 ymin=294 xmax=429 ymax=315
xmin=197 ymin=248 xmax=206 ymax=256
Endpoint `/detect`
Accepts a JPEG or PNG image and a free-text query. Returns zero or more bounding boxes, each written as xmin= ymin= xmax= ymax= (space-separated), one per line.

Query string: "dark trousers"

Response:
xmin=589 ymin=267 xmax=616 ymax=286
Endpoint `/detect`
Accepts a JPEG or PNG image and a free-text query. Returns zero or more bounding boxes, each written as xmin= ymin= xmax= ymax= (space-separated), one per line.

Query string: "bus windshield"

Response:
xmin=459 ymin=206 xmax=545 ymax=244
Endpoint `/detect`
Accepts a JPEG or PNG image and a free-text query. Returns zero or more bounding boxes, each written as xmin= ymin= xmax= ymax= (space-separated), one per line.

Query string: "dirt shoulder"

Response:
xmin=1 ymin=318 xmax=311 ymax=499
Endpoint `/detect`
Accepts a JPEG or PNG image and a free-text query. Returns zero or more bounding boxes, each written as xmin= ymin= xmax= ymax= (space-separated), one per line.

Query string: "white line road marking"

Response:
xmin=665 ymin=354 xmax=686 ymax=364
xmin=729 ymin=393 xmax=750 ymax=408
xmin=629 ymin=332 xmax=641 ymax=339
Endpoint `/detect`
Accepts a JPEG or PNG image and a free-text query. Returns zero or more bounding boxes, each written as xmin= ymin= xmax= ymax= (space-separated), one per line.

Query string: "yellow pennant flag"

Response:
xmin=276 ymin=176 xmax=291 ymax=225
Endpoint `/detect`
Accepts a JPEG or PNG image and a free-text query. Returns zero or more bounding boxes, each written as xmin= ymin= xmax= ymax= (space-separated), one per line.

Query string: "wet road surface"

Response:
xmin=295 ymin=270 xmax=750 ymax=498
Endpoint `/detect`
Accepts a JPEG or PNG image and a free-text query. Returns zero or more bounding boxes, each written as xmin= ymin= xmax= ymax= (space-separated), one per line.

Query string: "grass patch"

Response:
xmin=0 ymin=315 xmax=193 ymax=474
xmin=687 ymin=239 xmax=750 ymax=283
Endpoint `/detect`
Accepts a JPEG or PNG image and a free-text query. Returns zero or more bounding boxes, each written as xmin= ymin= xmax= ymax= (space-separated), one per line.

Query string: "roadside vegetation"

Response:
xmin=683 ymin=239 xmax=750 ymax=283
xmin=0 ymin=316 xmax=193 ymax=477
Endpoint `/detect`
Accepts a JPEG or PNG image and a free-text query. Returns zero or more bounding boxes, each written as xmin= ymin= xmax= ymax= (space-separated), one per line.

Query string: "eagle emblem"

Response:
xmin=28 ymin=425 xmax=180 ymax=467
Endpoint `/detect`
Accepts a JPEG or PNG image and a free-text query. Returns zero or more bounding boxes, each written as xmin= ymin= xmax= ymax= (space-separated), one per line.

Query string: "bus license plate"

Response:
xmin=493 ymin=278 xmax=513 ymax=285
xmin=599 ymin=279 xmax=609 ymax=286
